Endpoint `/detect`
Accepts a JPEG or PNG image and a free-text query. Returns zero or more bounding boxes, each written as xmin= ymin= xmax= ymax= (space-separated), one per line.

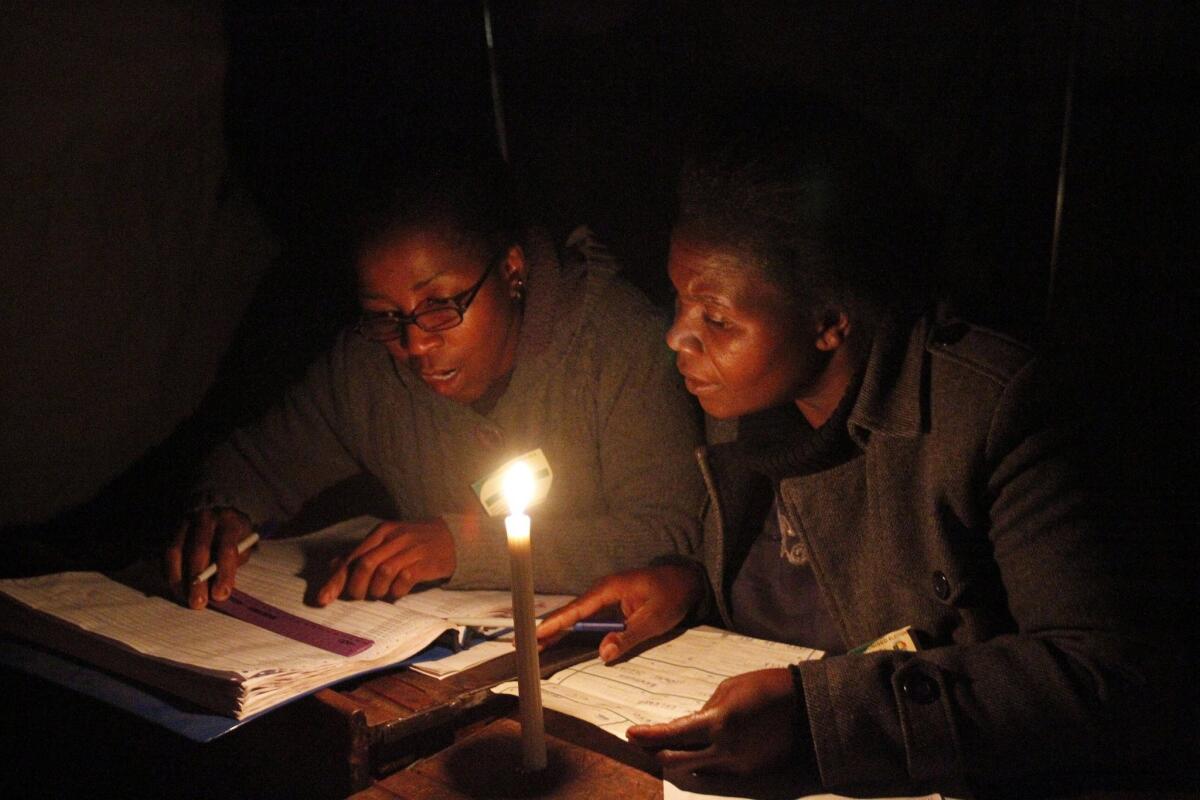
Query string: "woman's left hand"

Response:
xmin=316 ymin=519 xmax=456 ymax=605
xmin=626 ymin=667 xmax=800 ymax=775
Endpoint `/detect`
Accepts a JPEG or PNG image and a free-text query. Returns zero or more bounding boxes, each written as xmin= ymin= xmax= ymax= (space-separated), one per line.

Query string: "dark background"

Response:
xmin=1 ymin=1 xmax=1196 ymax=796
xmin=4 ymin=0 xmax=1197 ymax=568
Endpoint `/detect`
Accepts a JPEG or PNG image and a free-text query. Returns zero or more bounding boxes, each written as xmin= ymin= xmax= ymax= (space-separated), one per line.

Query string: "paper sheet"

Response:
xmin=494 ymin=626 xmax=822 ymax=739
xmin=664 ymin=784 xmax=943 ymax=800
xmin=496 ymin=626 xmax=947 ymax=800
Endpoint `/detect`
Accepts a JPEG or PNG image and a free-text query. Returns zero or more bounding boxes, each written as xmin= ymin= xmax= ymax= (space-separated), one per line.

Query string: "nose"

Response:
xmin=665 ymin=310 xmax=701 ymax=355
xmin=405 ymin=325 xmax=444 ymax=356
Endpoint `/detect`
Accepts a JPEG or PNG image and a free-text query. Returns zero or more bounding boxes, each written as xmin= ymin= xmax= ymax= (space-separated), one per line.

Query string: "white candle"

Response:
xmin=503 ymin=461 xmax=547 ymax=771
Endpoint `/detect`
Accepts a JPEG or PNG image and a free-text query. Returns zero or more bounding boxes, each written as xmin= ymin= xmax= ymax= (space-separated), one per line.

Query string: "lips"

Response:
xmin=419 ymin=367 xmax=459 ymax=384
xmin=679 ymin=371 xmax=719 ymax=395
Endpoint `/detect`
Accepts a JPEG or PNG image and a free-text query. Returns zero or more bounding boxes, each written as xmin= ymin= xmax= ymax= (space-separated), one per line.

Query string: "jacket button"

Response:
xmin=932 ymin=570 xmax=951 ymax=601
xmin=901 ymin=672 xmax=940 ymax=705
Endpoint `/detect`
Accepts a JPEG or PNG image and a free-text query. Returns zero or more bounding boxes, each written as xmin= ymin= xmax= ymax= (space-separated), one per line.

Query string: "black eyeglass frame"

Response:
xmin=354 ymin=250 xmax=505 ymax=343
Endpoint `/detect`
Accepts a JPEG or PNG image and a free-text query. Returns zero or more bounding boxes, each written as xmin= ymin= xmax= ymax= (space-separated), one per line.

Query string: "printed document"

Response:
xmin=0 ymin=516 xmax=570 ymax=718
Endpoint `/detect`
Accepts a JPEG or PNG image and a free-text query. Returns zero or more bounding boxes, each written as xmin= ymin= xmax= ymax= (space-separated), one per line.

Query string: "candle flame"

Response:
xmin=502 ymin=460 xmax=535 ymax=516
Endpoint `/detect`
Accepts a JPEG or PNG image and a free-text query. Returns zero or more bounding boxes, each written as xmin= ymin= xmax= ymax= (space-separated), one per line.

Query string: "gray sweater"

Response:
xmin=193 ymin=229 xmax=704 ymax=593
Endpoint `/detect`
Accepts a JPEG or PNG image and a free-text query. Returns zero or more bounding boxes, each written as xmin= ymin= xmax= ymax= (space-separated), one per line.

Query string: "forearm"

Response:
xmin=191 ymin=429 xmax=358 ymax=528
xmin=190 ymin=347 xmax=364 ymax=528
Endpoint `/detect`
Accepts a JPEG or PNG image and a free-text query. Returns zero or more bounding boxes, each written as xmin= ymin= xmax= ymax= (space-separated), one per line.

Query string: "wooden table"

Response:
xmin=352 ymin=714 xmax=663 ymax=799
xmin=307 ymin=633 xmax=611 ymax=795
xmin=308 ymin=631 xmax=1200 ymax=800
xmin=5 ymin=632 xmax=1196 ymax=800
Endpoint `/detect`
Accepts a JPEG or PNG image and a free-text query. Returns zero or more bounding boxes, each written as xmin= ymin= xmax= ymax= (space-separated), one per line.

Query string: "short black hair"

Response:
xmin=349 ymin=141 xmax=527 ymax=265
xmin=675 ymin=90 xmax=930 ymax=333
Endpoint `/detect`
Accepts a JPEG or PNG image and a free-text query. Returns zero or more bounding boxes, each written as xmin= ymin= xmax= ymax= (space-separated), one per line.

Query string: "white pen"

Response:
xmin=191 ymin=532 xmax=260 ymax=585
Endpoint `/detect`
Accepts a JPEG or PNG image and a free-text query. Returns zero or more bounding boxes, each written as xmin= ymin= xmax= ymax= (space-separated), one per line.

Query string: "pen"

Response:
xmin=191 ymin=532 xmax=260 ymax=585
xmin=445 ymin=617 xmax=626 ymax=632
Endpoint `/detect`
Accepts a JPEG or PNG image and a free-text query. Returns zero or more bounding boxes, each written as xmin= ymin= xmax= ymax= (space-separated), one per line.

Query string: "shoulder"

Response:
xmin=315 ymin=327 xmax=416 ymax=406
xmin=327 ymin=326 xmax=394 ymax=375
xmin=556 ymin=226 xmax=671 ymax=345
xmin=590 ymin=269 xmax=670 ymax=331
xmin=923 ymin=312 xmax=1034 ymax=388
xmin=918 ymin=312 xmax=1073 ymax=451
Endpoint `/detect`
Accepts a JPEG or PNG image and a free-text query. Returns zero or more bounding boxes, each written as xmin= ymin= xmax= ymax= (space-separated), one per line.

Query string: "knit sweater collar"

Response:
xmin=733 ymin=369 xmax=864 ymax=481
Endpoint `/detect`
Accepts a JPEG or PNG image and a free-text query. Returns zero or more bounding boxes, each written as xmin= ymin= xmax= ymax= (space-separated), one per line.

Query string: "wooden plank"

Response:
xmin=359 ymin=716 xmax=662 ymax=799
xmin=318 ymin=637 xmax=600 ymax=743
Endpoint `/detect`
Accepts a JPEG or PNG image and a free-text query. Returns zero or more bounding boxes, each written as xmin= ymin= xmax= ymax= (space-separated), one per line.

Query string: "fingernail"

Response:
xmin=599 ymin=643 xmax=617 ymax=662
xmin=212 ymin=586 xmax=229 ymax=601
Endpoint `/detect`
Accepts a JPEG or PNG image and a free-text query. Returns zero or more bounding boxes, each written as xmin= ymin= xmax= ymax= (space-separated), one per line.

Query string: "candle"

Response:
xmin=503 ymin=460 xmax=547 ymax=771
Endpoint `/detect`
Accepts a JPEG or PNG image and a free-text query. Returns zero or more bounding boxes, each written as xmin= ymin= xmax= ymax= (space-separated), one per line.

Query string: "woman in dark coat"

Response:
xmin=538 ymin=95 xmax=1169 ymax=797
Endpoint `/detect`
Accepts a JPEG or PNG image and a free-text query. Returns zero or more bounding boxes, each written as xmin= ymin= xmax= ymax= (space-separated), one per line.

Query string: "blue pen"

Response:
xmin=446 ymin=617 xmax=625 ymax=633
xmin=567 ymin=621 xmax=626 ymax=633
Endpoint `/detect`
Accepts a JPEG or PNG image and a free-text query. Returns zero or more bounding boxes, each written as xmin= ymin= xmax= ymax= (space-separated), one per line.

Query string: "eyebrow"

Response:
xmin=677 ymin=290 xmax=731 ymax=308
xmin=409 ymin=270 xmax=449 ymax=292
xmin=359 ymin=269 xmax=451 ymax=302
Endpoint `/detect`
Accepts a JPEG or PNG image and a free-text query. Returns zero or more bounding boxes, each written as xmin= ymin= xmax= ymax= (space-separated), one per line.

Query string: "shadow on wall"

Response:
xmin=0 ymin=2 xmax=277 ymax=564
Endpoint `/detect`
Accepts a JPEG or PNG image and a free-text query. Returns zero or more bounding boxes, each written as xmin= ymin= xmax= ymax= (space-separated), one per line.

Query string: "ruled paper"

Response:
xmin=494 ymin=626 xmax=823 ymax=738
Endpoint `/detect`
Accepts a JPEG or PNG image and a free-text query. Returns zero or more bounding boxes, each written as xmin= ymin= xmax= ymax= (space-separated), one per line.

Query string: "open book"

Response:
xmin=0 ymin=517 xmax=570 ymax=720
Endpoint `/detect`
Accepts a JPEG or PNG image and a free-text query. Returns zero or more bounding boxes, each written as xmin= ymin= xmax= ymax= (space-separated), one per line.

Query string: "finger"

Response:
xmin=187 ymin=510 xmax=217 ymax=609
xmin=367 ymin=545 xmax=419 ymax=599
xmin=316 ymin=563 xmax=348 ymax=607
xmin=381 ymin=550 xmax=452 ymax=601
xmin=344 ymin=535 xmax=411 ymax=600
xmin=654 ymin=746 xmax=725 ymax=773
xmin=211 ymin=513 xmax=249 ymax=602
xmin=597 ymin=601 xmax=669 ymax=662
xmin=386 ymin=568 xmax=418 ymax=601
xmin=535 ymin=586 xmax=623 ymax=644
xmin=165 ymin=520 xmax=188 ymax=601
xmin=627 ymin=711 xmax=714 ymax=750
xmin=317 ymin=525 xmax=391 ymax=605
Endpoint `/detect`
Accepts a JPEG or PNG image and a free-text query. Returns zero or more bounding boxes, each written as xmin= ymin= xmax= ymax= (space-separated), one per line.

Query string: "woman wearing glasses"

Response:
xmin=165 ymin=149 xmax=704 ymax=609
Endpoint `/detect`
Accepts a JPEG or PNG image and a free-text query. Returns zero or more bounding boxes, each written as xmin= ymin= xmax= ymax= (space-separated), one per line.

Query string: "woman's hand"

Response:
xmin=164 ymin=507 xmax=255 ymax=609
xmin=316 ymin=519 xmax=457 ymax=605
xmin=535 ymin=564 xmax=705 ymax=662
xmin=627 ymin=667 xmax=800 ymax=775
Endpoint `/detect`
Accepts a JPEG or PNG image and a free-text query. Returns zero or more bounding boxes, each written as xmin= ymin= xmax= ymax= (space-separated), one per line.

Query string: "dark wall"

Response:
xmin=218 ymin=0 xmax=1200 ymax=548
xmin=4 ymin=1 xmax=1195 ymax=582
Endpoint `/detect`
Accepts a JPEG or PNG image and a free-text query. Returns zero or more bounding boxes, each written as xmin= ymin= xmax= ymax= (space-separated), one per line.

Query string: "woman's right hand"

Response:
xmin=535 ymin=564 xmax=706 ymax=662
xmin=164 ymin=507 xmax=254 ymax=609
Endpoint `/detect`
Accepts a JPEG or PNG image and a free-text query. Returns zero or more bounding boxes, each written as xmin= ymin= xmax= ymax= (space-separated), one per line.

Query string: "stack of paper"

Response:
xmin=0 ymin=517 xmax=571 ymax=719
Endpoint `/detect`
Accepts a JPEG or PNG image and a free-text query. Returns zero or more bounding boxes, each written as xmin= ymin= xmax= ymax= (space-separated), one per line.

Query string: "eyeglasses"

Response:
xmin=355 ymin=252 xmax=501 ymax=342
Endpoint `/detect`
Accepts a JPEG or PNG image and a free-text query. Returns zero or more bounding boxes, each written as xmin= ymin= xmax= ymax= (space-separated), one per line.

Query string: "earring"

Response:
xmin=511 ymin=278 xmax=526 ymax=304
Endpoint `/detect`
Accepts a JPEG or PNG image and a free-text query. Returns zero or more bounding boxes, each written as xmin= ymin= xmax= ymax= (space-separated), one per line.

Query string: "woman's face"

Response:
xmin=666 ymin=237 xmax=839 ymax=421
xmin=356 ymin=229 xmax=524 ymax=404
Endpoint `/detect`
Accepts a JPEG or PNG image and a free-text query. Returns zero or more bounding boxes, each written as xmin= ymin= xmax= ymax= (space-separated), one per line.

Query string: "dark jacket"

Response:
xmin=695 ymin=310 xmax=1163 ymax=793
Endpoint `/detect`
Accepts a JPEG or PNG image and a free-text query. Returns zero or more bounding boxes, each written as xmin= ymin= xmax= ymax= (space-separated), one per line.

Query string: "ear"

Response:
xmin=814 ymin=311 xmax=851 ymax=352
xmin=501 ymin=244 xmax=527 ymax=286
